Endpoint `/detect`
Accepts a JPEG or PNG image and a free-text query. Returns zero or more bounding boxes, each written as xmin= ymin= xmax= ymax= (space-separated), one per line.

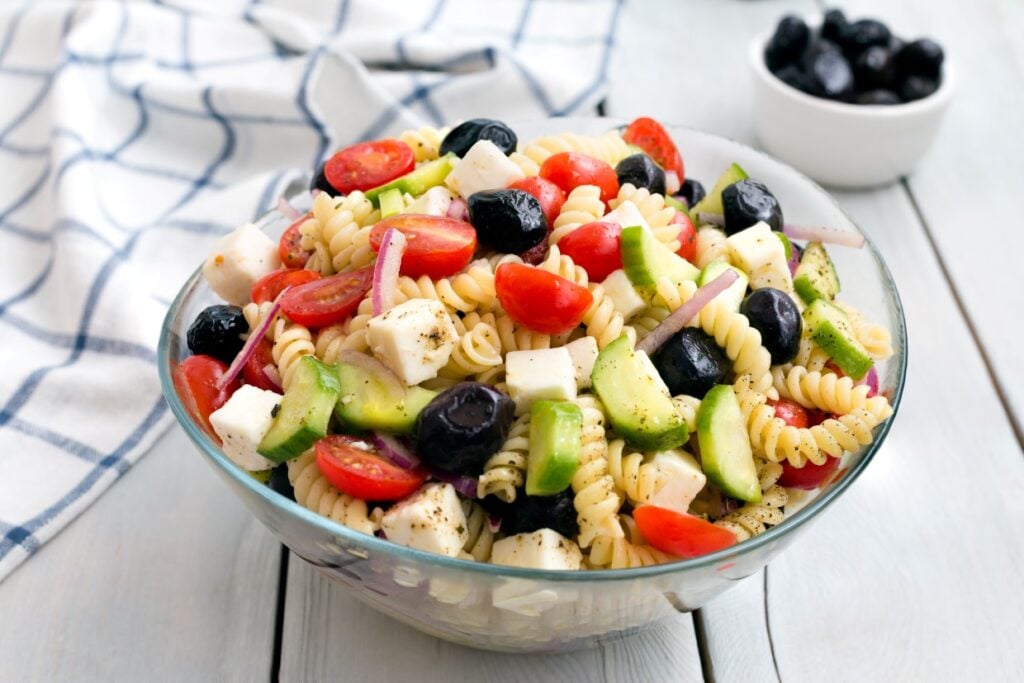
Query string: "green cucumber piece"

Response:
xmin=378 ymin=187 xmax=405 ymax=218
xmin=794 ymin=242 xmax=841 ymax=304
xmin=699 ymin=259 xmax=749 ymax=312
xmin=365 ymin=154 xmax=455 ymax=205
xmin=621 ymin=224 xmax=701 ymax=291
xmin=696 ymin=385 xmax=760 ymax=503
xmin=690 ymin=162 xmax=748 ymax=219
xmin=258 ymin=356 xmax=341 ymax=463
xmin=333 ymin=361 xmax=437 ymax=434
xmin=775 ymin=231 xmax=793 ymax=261
xmin=591 ymin=335 xmax=689 ymax=450
xmin=803 ymin=299 xmax=872 ymax=379
xmin=247 ymin=469 xmax=272 ymax=484
xmin=526 ymin=400 xmax=583 ymax=496
xmin=664 ymin=194 xmax=687 ymax=212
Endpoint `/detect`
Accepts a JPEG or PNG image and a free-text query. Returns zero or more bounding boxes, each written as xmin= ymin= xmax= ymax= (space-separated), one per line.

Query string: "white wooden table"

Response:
xmin=2 ymin=0 xmax=1022 ymax=680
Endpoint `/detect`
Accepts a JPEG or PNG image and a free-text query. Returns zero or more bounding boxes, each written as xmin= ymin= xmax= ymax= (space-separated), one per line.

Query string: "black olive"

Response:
xmin=675 ymin=178 xmax=706 ymax=209
xmin=187 ymin=305 xmax=247 ymax=364
xmin=820 ymin=9 xmax=849 ymax=45
xmin=414 ymin=382 xmax=515 ymax=476
xmin=803 ymin=40 xmax=854 ymax=100
xmin=773 ymin=64 xmax=814 ymax=95
xmin=765 ymin=15 xmax=811 ymax=71
xmin=269 ymin=463 xmax=295 ymax=501
xmin=840 ymin=19 xmax=892 ymax=60
xmin=856 ymin=89 xmax=902 ymax=105
xmin=853 ymin=46 xmax=895 ymax=91
xmin=615 ymin=153 xmax=666 ymax=195
xmin=468 ymin=189 xmax=547 ymax=253
xmin=497 ymin=489 xmax=579 ymax=540
xmin=439 ymin=118 xmax=518 ymax=158
xmin=894 ymin=38 xmax=944 ymax=81
xmin=739 ymin=288 xmax=802 ymax=365
xmin=898 ymin=75 xmax=938 ymax=102
xmin=310 ymin=164 xmax=338 ymax=195
xmin=721 ymin=179 xmax=783 ymax=235
xmin=651 ymin=328 xmax=730 ymax=399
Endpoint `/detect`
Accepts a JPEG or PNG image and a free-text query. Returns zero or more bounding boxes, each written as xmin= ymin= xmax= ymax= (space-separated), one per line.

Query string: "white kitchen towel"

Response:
xmin=0 ymin=0 xmax=623 ymax=582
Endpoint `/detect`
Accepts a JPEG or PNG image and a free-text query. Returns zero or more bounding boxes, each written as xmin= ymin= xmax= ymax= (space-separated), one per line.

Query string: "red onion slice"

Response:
xmin=665 ymin=171 xmax=681 ymax=195
xmin=855 ymin=365 xmax=879 ymax=397
xmin=783 ymin=224 xmax=865 ymax=248
xmin=370 ymin=433 xmax=421 ymax=470
xmin=636 ymin=270 xmax=739 ymax=355
xmin=218 ymin=299 xmax=281 ymax=391
xmin=276 ymin=196 xmax=302 ymax=221
xmin=338 ymin=350 xmax=406 ymax=397
xmin=697 ymin=212 xmax=725 ymax=227
xmin=261 ymin=363 xmax=283 ymax=392
xmin=431 ymin=470 xmax=479 ymax=499
xmin=486 ymin=514 xmax=502 ymax=534
xmin=447 ymin=197 xmax=469 ymax=222
xmin=787 ymin=243 xmax=801 ymax=276
xmin=371 ymin=228 xmax=407 ymax=316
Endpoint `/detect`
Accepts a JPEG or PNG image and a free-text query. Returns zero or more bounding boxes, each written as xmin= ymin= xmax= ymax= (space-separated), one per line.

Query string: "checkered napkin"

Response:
xmin=0 ymin=0 xmax=623 ymax=582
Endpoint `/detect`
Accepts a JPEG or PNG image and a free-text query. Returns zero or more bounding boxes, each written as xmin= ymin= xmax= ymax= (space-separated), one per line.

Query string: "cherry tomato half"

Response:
xmin=672 ymin=209 xmax=697 ymax=263
xmin=279 ymin=215 xmax=312 ymax=268
xmin=539 ymin=152 xmax=619 ymax=204
xmin=779 ymin=457 xmax=841 ymax=490
xmin=173 ymin=355 xmax=237 ymax=438
xmin=557 ymin=221 xmax=622 ymax=282
xmin=278 ymin=267 xmax=374 ymax=328
xmin=771 ymin=398 xmax=809 ymax=428
xmin=495 ymin=262 xmax=593 ymax=335
xmin=623 ymin=117 xmax=684 ymax=181
xmin=241 ymin=339 xmax=280 ymax=392
xmin=251 ymin=268 xmax=321 ymax=305
xmin=508 ymin=176 xmax=566 ymax=229
xmin=369 ymin=214 xmax=477 ymax=279
xmin=324 ymin=140 xmax=416 ymax=195
xmin=634 ymin=505 xmax=737 ymax=558
xmin=315 ymin=435 xmax=427 ymax=501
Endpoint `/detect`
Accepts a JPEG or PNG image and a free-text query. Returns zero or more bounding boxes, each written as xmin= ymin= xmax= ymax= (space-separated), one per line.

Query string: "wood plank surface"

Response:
xmin=0 ymin=427 xmax=281 ymax=683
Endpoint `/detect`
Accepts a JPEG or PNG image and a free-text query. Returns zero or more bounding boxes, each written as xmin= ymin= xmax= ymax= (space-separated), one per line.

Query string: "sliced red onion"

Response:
xmin=218 ymin=299 xmax=281 ymax=391
xmin=261 ymin=363 xmax=283 ymax=392
xmin=671 ymin=194 xmax=690 ymax=209
xmin=447 ymin=197 xmax=469 ymax=222
xmin=636 ymin=270 xmax=739 ymax=355
xmin=370 ymin=432 xmax=421 ymax=470
xmin=486 ymin=514 xmax=502 ymax=534
xmin=371 ymin=228 xmax=407 ymax=316
xmin=665 ymin=171 xmax=681 ymax=196
xmin=855 ymin=365 xmax=879 ymax=397
xmin=338 ymin=350 xmax=406 ymax=397
xmin=783 ymin=223 xmax=865 ymax=248
xmin=276 ymin=196 xmax=302 ymax=221
xmin=787 ymin=243 xmax=801 ymax=276
xmin=431 ymin=470 xmax=479 ymax=499
xmin=697 ymin=212 xmax=725 ymax=227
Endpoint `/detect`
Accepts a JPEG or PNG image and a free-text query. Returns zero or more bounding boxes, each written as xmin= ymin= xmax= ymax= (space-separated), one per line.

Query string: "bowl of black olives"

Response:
xmin=750 ymin=8 xmax=954 ymax=188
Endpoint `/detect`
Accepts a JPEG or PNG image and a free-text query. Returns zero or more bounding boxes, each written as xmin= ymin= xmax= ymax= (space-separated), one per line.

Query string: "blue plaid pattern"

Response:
xmin=0 ymin=0 xmax=622 ymax=581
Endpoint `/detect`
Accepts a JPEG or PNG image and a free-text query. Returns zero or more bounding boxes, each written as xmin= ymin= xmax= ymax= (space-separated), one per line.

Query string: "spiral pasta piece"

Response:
xmin=772 ymin=365 xmax=891 ymax=416
xmin=535 ymin=245 xmax=589 ymax=287
xmin=314 ymin=296 xmax=374 ymax=360
xmin=494 ymin=313 xmax=556 ymax=352
xmin=442 ymin=316 xmax=504 ymax=379
xmin=714 ymin=459 xmax=788 ymax=542
xmin=549 ymin=185 xmax=605 ymax=244
xmin=588 ymin=533 xmax=673 ymax=569
xmin=243 ymin=300 xmax=279 ymax=341
xmin=606 ymin=439 xmax=675 ymax=506
xmin=393 ymin=262 xmax=497 ymax=314
xmin=695 ymin=227 xmax=730 ymax=269
xmin=610 ymin=184 xmax=681 ymax=253
xmin=301 ymin=191 xmax=378 ymax=275
xmin=508 ymin=131 xmax=634 ymax=177
xmin=272 ymin=319 xmax=315 ymax=391
xmin=671 ymin=394 xmax=701 ymax=430
xmin=582 ymin=284 xmax=637 ymax=350
xmin=399 ymin=126 xmax=448 ymax=162
xmin=288 ymin=450 xmax=382 ymax=535
xmin=631 ymin=306 xmax=671 ymax=344
xmin=571 ymin=396 xmax=623 ymax=548
xmin=838 ymin=301 xmax=894 ymax=360
xmin=783 ymin=327 xmax=831 ymax=373
xmin=460 ymin=500 xmax=496 ymax=562
xmin=477 ymin=413 xmax=530 ymax=502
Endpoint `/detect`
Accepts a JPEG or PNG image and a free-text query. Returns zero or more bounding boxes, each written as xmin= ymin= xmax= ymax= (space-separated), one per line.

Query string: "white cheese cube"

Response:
xmin=381 ymin=483 xmax=468 ymax=558
xmin=565 ymin=337 xmax=599 ymax=390
xmin=202 ymin=223 xmax=281 ymax=305
xmin=648 ymin=449 xmax=707 ymax=513
xmin=444 ymin=139 xmax=525 ymax=198
xmin=725 ymin=222 xmax=793 ymax=293
xmin=405 ymin=185 xmax=454 ymax=216
xmin=209 ymin=385 xmax=282 ymax=472
xmin=602 ymin=199 xmax=651 ymax=234
xmin=491 ymin=529 xmax=583 ymax=570
xmin=504 ymin=347 xmax=577 ymax=412
xmin=601 ymin=269 xmax=647 ymax=321
xmin=366 ymin=299 xmax=458 ymax=386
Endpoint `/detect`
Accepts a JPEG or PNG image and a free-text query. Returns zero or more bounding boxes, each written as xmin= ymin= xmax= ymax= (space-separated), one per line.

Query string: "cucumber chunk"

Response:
xmin=699 ymin=259 xmax=749 ymax=312
xmin=378 ymin=187 xmax=405 ymax=218
xmin=591 ymin=335 xmax=689 ymax=450
xmin=803 ymin=299 xmax=873 ymax=379
xmin=365 ymin=154 xmax=455 ymax=206
xmin=257 ymin=356 xmax=341 ymax=463
xmin=696 ymin=385 xmax=761 ymax=503
xmin=664 ymin=194 xmax=687 ymax=212
xmin=690 ymin=162 xmax=748 ymax=219
xmin=526 ymin=400 xmax=583 ymax=496
xmin=621 ymin=224 xmax=701 ymax=292
xmin=793 ymin=242 xmax=840 ymax=304
xmin=333 ymin=361 xmax=438 ymax=434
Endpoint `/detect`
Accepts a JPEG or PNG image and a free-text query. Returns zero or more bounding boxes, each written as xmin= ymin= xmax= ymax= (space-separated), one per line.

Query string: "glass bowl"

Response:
xmin=157 ymin=119 xmax=906 ymax=653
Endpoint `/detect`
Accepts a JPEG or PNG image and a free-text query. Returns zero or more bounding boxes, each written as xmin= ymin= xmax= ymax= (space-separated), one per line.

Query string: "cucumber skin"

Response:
xmin=378 ymin=187 xmax=405 ymax=218
xmin=620 ymin=225 xmax=700 ymax=291
xmin=365 ymin=154 xmax=455 ymax=205
xmin=526 ymin=400 xmax=582 ymax=496
xmin=257 ymin=357 xmax=341 ymax=463
xmin=803 ymin=300 xmax=872 ymax=380
xmin=793 ymin=242 xmax=840 ymax=304
xmin=696 ymin=385 xmax=761 ymax=503
xmin=333 ymin=361 xmax=437 ymax=434
xmin=690 ymin=162 xmax=748 ymax=219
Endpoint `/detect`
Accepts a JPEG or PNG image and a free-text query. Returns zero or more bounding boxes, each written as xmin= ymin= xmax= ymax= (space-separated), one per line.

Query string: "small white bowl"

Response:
xmin=749 ymin=26 xmax=955 ymax=188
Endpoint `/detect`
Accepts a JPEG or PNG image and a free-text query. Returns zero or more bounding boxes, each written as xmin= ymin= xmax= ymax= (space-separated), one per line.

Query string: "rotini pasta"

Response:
xmin=288 ymin=450 xmax=382 ymax=535
xmin=460 ymin=499 xmax=496 ymax=562
xmin=549 ymin=185 xmax=605 ymax=245
xmin=571 ymin=395 xmax=623 ymax=548
xmin=838 ymin=301 xmax=894 ymax=360
xmin=441 ymin=315 xmax=503 ymax=379
xmin=477 ymin=413 xmax=530 ymax=502
xmin=771 ymin=365 xmax=891 ymax=416
xmin=272 ymin=318 xmax=315 ymax=391
xmin=588 ymin=532 xmax=673 ymax=569
xmin=671 ymin=394 xmax=701 ymax=430
xmin=714 ymin=459 xmax=788 ymax=542
xmin=610 ymin=184 xmax=681 ymax=253
xmin=399 ymin=126 xmax=448 ymax=162
xmin=301 ymin=191 xmax=378 ymax=275
xmin=695 ymin=227 xmax=730 ymax=269
xmin=508 ymin=131 xmax=633 ymax=177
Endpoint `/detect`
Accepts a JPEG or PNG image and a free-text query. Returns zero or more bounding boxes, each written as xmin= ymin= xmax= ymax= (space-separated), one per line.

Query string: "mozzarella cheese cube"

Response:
xmin=601 ymin=269 xmax=647 ymax=321
xmin=381 ymin=483 xmax=468 ymax=558
xmin=504 ymin=347 xmax=577 ymax=412
xmin=648 ymin=449 xmax=707 ymax=513
xmin=366 ymin=299 xmax=458 ymax=385
xmin=726 ymin=222 xmax=793 ymax=293
xmin=602 ymin=200 xmax=651 ymax=234
xmin=203 ymin=223 xmax=281 ymax=305
xmin=491 ymin=529 xmax=583 ymax=570
xmin=565 ymin=336 xmax=599 ymax=390
xmin=444 ymin=140 xmax=525 ymax=198
xmin=209 ymin=385 xmax=282 ymax=472
xmin=405 ymin=185 xmax=454 ymax=216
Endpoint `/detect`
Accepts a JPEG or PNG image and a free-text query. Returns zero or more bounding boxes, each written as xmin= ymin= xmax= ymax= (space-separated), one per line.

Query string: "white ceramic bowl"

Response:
xmin=749 ymin=25 xmax=955 ymax=188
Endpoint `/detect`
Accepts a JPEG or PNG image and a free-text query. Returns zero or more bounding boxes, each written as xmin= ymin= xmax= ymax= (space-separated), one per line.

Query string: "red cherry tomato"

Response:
xmin=250 ymin=268 xmax=321 ymax=305
xmin=278 ymin=267 xmax=374 ymax=328
xmin=539 ymin=152 xmax=619 ymax=204
xmin=779 ymin=456 xmax=841 ymax=490
xmin=671 ymin=209 xmax=697 ymax=263
xmin=279 ymin=216 xmax=312 ymax=268
xmin=770 ymin=399 xmax=809 ymax=428
xmin=622 ymin=116 xmax=684 ymax=180
xmin=241 ymin=339 xmax=280 ymax=392
xmin=495 ymin=263 xmax=593 ymax=335
xmin=633 ymin=505 xmax=737 ymax=558
xmin=173 ymin=355 xmax=237 ymax=438
xmin=369 ymin=214 xmax=477 ymax=279
xmin=324 ymin=140 xmax=416 ymax=195
xmin=557 ymin=221 xmax=622 ymax=281
xmin=508 ymin=176 xmax=566 ymax=229
xmin=315 ymin=435 xmax=427 ymax=501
